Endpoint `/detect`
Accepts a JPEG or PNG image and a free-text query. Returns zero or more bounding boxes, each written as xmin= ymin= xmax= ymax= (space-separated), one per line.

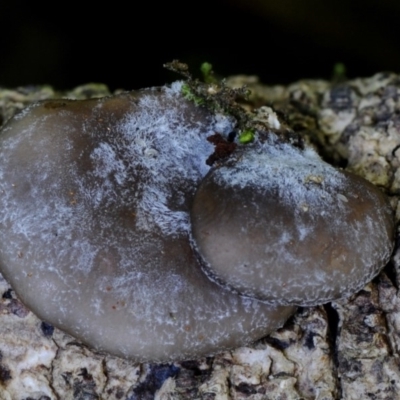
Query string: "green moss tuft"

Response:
xmin=181 ymin=84 xmax=205 ymax=105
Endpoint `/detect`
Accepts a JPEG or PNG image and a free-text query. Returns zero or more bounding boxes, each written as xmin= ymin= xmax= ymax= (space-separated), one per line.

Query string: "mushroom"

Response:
xmin=190 ymin=134 xmax=395 ymax=306
xmin=0 ymin=82 xmax=295 ymax=362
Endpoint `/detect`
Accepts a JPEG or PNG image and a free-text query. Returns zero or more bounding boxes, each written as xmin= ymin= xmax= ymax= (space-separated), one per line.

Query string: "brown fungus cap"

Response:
xmin=0 ymin=82 xmax=295 ymax=362
xmin=191 ymin=135 xmax=395 ymax=306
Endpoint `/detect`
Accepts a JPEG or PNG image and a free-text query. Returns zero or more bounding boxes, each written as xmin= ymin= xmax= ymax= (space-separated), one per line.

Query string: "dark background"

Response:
xmin=1 ymin=0 xmax=400 ymax=91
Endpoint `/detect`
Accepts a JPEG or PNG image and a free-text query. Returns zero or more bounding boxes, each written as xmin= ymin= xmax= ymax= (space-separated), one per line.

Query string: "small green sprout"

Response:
xmin=200 ymin=62 xmax=217 ymax=84
xmin=239 ymin=129 xmax=255 ymax=144
xmin=332 ymin=62 xmax=347 ymax=82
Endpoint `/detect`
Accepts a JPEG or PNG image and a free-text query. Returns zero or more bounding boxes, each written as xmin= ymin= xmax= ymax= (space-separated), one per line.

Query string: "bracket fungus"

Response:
xmin=0 ymin=79 xmax=394 ymax=362
xmin=0 ymin=82 xmax=294 ymax=362
xmin=191 ymin=135 xmax=394 ymax=305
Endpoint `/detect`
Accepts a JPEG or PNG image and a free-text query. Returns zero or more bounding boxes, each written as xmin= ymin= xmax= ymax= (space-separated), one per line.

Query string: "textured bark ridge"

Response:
xmin=0 ymin=73 xmax=399 ymax=399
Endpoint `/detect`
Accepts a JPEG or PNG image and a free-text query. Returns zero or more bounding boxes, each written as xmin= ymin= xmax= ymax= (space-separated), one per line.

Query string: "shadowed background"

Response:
xmin=0 ymin=0 xmax=400 ymax=91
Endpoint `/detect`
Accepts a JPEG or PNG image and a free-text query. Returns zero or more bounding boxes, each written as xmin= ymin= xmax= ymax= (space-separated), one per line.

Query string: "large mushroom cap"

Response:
xmin=191 ymin=135 xmax=395 ymax=306
xmin=0 ymin=83 xmax=295 ymax=362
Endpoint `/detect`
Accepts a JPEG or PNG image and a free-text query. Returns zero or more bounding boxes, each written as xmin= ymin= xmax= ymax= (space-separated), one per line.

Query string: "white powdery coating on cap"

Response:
xmin=192 ymin=132 xmax=394 ymax=306
xmin=0 ymin=82 xmax=238 ymax=286
xmin=116 ymin=81 xmax=234 ymax=235
xmin=217 ymin=134 xmax=346 ymax=213
xmin=0 ymin=83 xmax=297 ymax=362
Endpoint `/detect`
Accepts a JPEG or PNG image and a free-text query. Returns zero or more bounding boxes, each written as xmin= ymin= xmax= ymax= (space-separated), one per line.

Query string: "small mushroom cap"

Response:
xmin=191 ymin=137 xmax=395 ymax=306
xmin=0 ymin=83 xmax=295 ymax=362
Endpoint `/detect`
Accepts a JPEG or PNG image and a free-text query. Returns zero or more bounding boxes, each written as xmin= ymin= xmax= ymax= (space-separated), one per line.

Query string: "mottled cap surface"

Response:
xmin=0 ymin=83 xmax=295 ymax=362
xmin=191 ymin=137 xmax=395 ymax=306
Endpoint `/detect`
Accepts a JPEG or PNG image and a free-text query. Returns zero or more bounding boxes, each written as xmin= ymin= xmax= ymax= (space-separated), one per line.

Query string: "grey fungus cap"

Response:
xmin=0 ymin=82 xmax=295 ymax=362
xmin=191 ymin=137 xmax=395 ymax=306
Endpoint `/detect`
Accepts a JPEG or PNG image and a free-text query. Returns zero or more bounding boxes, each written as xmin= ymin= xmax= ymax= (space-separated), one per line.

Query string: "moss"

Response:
xmin=165 ymin=60 xmax=251 ymax=133
xmin=165 ymin=60 xmax=303 ymax=150
xmin=181 ymin=83 xmax=205 ymax=105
